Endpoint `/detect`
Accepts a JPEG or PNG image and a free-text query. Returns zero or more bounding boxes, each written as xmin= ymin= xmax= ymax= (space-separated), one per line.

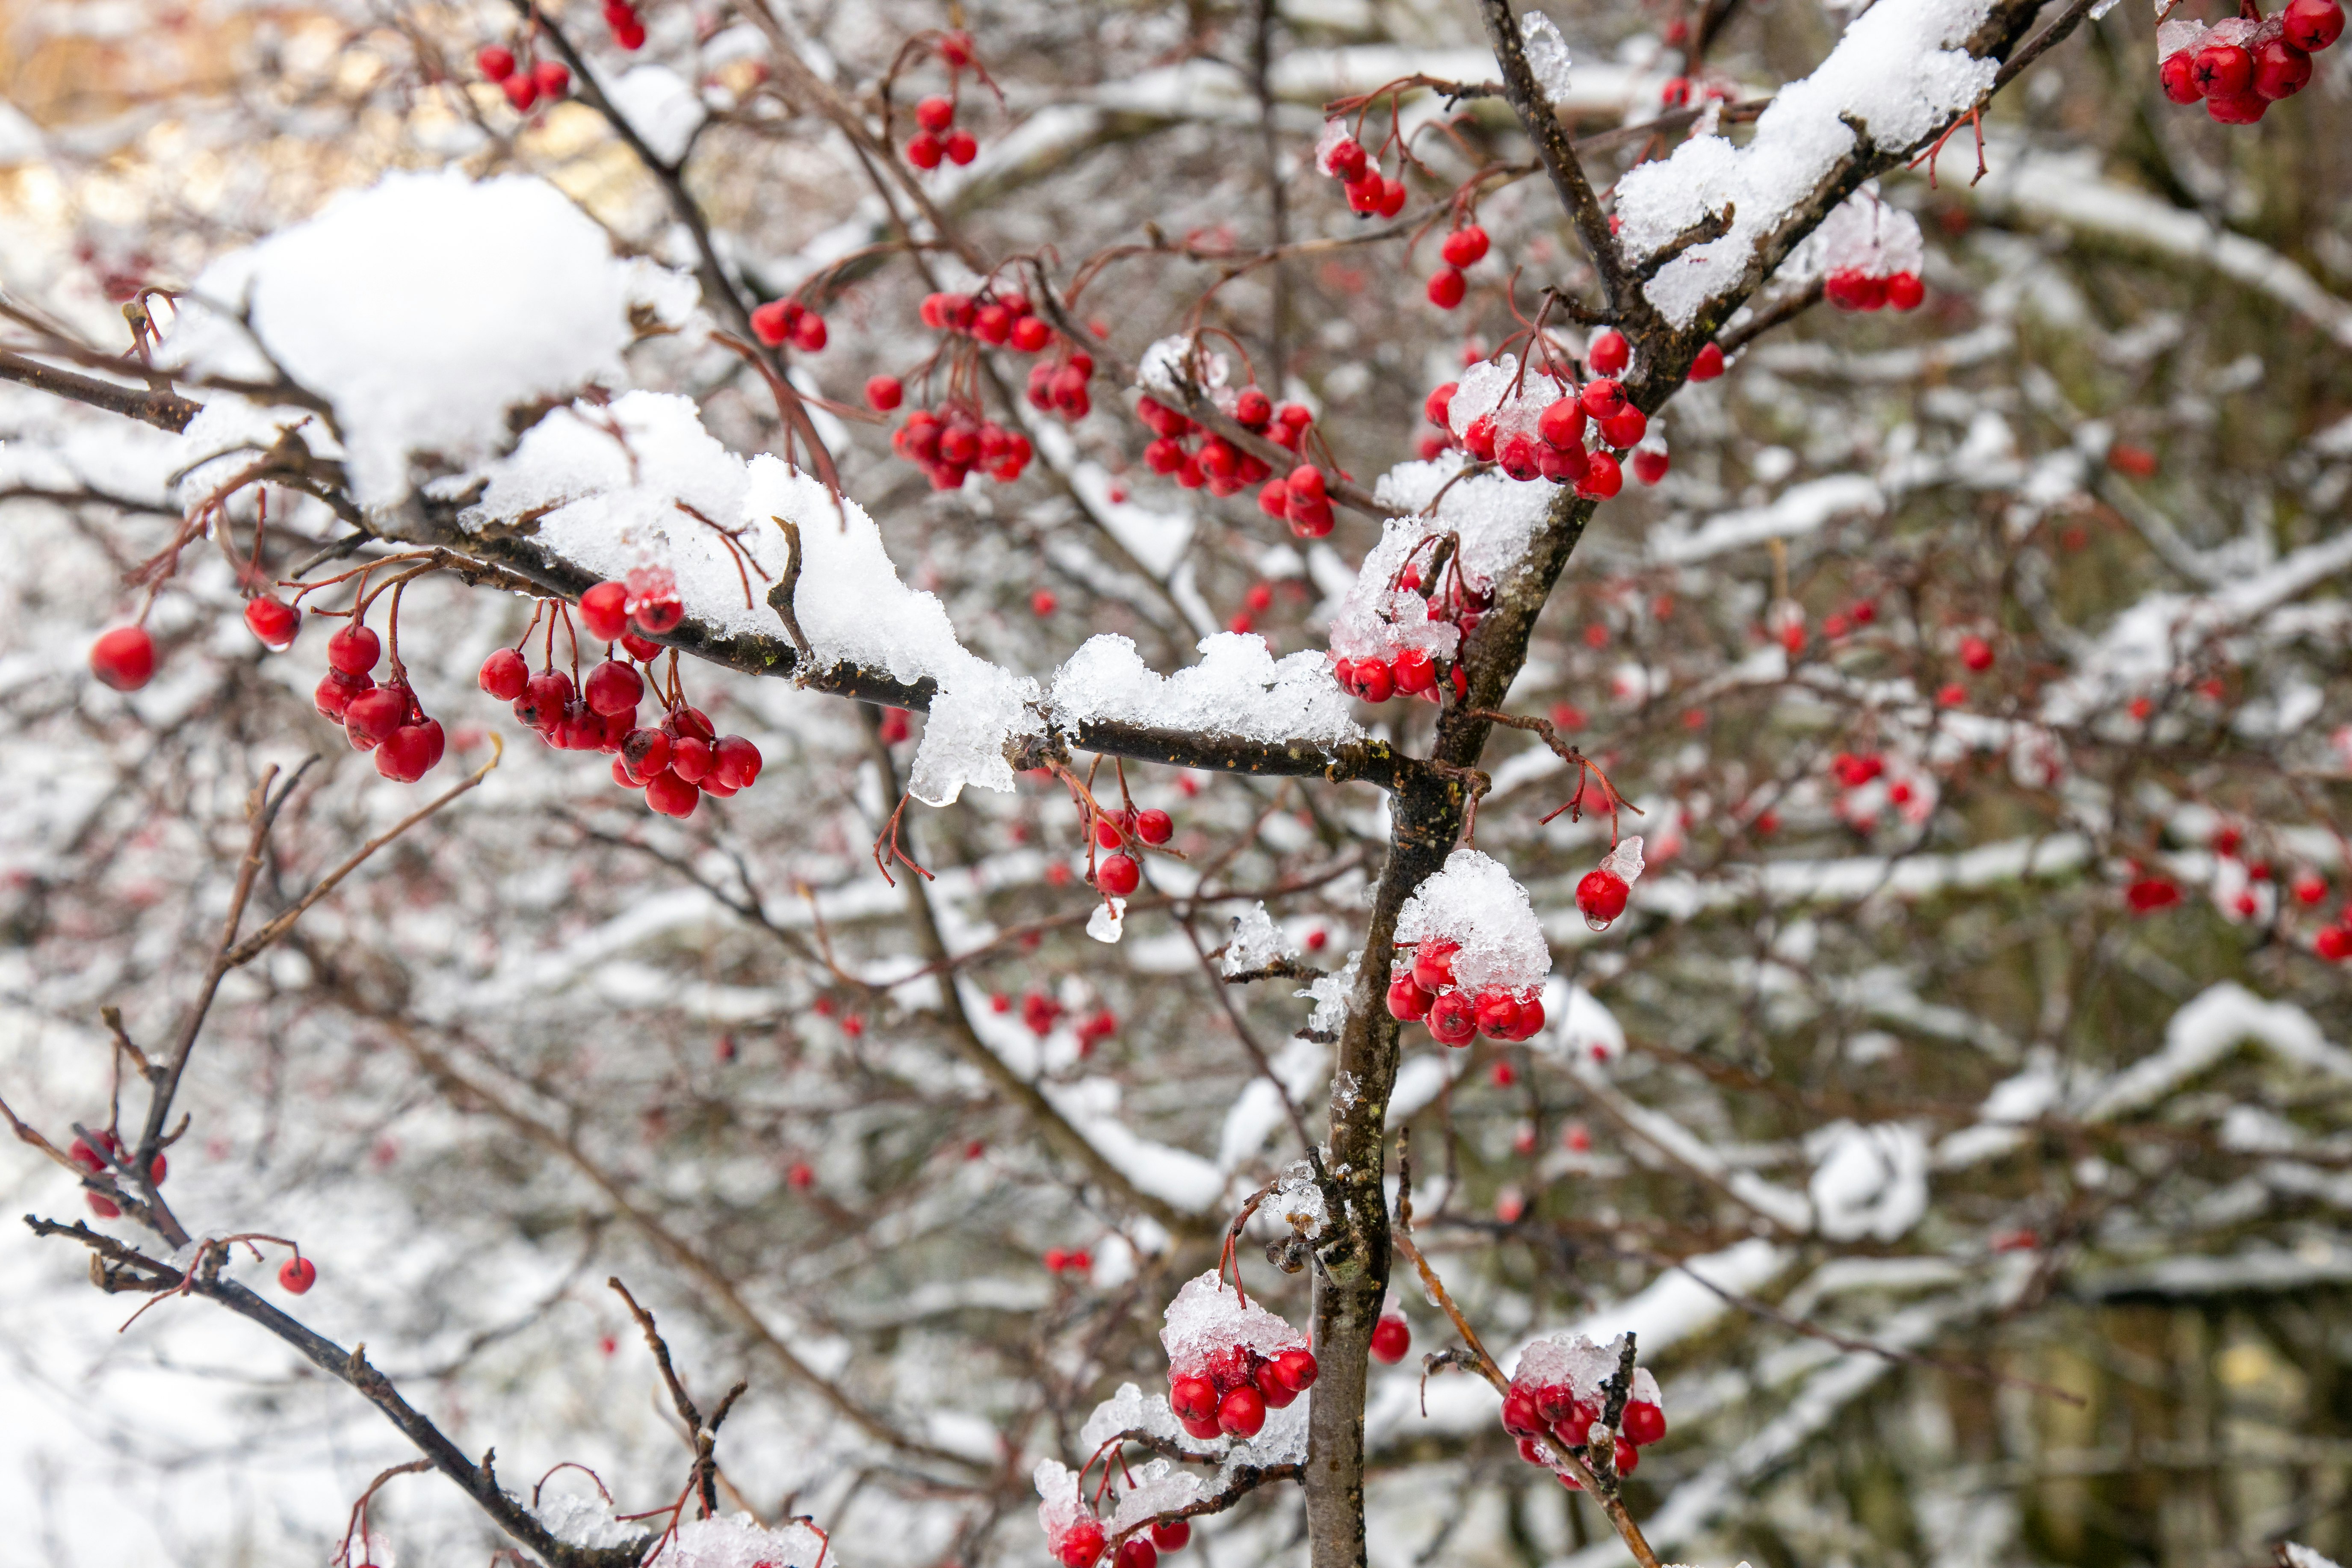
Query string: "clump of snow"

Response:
xmin=747 ymin=458 xmax=1043 ymax=806
xmin=1333 ymin=455 xmax=1558 ymax=664
xmin=1273 ymin=1158 xmax=1328 ymax=1238
xmin=606 ymin=64 xmax=706 ymax=165
xmin=1598 ymin=835 xmax=1646 ymax=890
xmin=1137 ymin=335 xmax=1226 ymax=397
xmin=1079 ymin=1382 xmax=1201 ymax=1453
xmin=1612 ymin=0 xmax=2000 ymax=327
xmin=1299 ymin=948 xmax=1360 ymax=1035
xmin=655 ymin=1513 xmax=827 ymax=1567
xmin=1221 ymin=901 xmax=1296 ymax=976
xmin=1108 ymin=1458 xmax=1206 ymax=1533
xmin=536 ymin=1491 xmax=643 ymax=1550
xmin=2282 ymin=1545 xmax=2344 ymax=1568
xmin=171 ymin=169 xmax=694 ymax=507
xmin=1520 ymin=11 xmax=1575 ymax=101
xmin=1394 ymin=848 xmax=1551 ymax=990
xmin=1087 ymin=898 xmax=1128 ymax=944
xmin=1807 ymin=1121 xmax=1929 ymax=1241
xmin=1050 ymin=633 xmax=1362 ymax=750
xmin=1314 ymin=117 xmax=1359 ymax=175
xmin=1160 ymin=1270 xmax=1308 ymax=1376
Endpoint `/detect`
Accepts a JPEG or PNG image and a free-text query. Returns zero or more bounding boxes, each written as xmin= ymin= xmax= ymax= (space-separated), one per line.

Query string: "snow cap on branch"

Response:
xmin=1050 ymin=632 xmax=1362 ymax=750
xmin=172 ymin=169 xmax=695 ymax=508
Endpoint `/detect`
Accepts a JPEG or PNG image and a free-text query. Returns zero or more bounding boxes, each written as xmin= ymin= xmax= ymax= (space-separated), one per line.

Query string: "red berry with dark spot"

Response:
xmin=916 ymin=94 xmax=955 ymax=132
xmin=2192 ymin=42 xmax=2255 ymax=97
xmin=279 ymin=1256 xmax=317 ymax=1293
xmin=1170 ymin=1374 xmax=1217 ymax=1423
xmin=1115 ymin=1539 xmax=1158 ymax=1568
xmin=1217 ymin=1384 xmax=1267 ymax=1437
xmin=1576 ymin=450 xmax=1623 ymax=498
xmin=2160 ymin=50 xmax=2204 ymax=101
xmin=533 ymin=59 xmax=570 ymax=98
xmin=945 ymin=128 xmax=978 ymax=165
xmin=1411 ymin=939 xmax=1456 ymax=992
xmin=2253 ymin=38 xmax=2314 ymax=97
xmin=1427 ymin=988 xmax=1477 ymax=1045
xmin=2284 ymin=0 xmax=2345 ymax=50
xmin=1633 ymin=449 xmax=1669 ymax=485
xmin=1580 ymin=379 xmax=1628 ymax=420
xmin=1151 ymin=1520 xmax=1191 ymax=1550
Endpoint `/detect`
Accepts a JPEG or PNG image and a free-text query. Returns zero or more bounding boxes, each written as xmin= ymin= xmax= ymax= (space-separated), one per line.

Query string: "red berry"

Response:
xmin=1151 ymin=1520 xmax=1191 ymax=1550
xmin=1427 ymin=988 xmax=1477 ymax=1045
xmin=2317 ymin=926 xmax=2352 ymax=962
xmin=1577 ymin=867 xmax=1630 ymax=928
xmin=612 ymin=19 xmax=646 ymax=50
xmin=631 ymin=596 xmax=684 ymax=636
xmin=1689 ymin=341 xmax=1726 ymax=380
xmin=1498 ymin=433 xmax=1542 ymax=481
xmin=1537 ymin=397 xmax=1585 ymax=450
xmin=1579 ymin=378 xmax=1628 ymax=420
xmin=1011 ymin=314 xmax=1052 ymax=351
xmin=328 ymin=623 xmax=380 ymax=674
xmin=1426 ymin=266 xmax=1467 ymax=310
xmin=945 ymin=128 xmax=978 ymax=165
xmin=1588 ymin=328 xmax=1630 ymax=376
xmin=862 ymin=375 xmax=904 ymax=413
xmin=1254 ymin=1358 xmax=1298 ymax=1409
xmin=2285 ymin=0 xmax=2346 ymax=50
xmin=2253 ymin=37 xmax=2314 ymax=97
xmin=1386 ymin=973 xmax=1433 ymax=1021
xmin=1056 ymin=1522 xmax=1105 ymax=1568
xmin=278 ymin=1256 xmax=317 ymax=1294
xmin=1272 ymin=1347 xmax=1318 ymax=1391
xmin=1377 ymin=176 xmax=1406 ymax=218
xmin=1576 ymin=450 xmax=1624 ymax=499
xmin=1505 ymin=995 xmax=1546 ymax=1041
xmin=1116 ymin=1540 xmax=1158 ymax=1568
xmin=1217 ymin=1384 xmax=1267 ymax=1437
xmin=1440 ymin=225 xmax=1490 ymax=268
xmin=476 ymin=44 xmax=517 ymax=80
xmin=645 ymin=770 xmax=700 ymax=818
xmin=1097 ymin=853 xmax=1141 ymax=897
xmin=1473 ymin=985 xmax=1522 ymax=1039
xmin=2126 ymin=876 xmax=2181 ymax=913
xmin=1633 ymin=449 xmax=1669 ymax=485
xmin=1423 ymin=381 xmax=1457 ymax=428
xmin=2160 ymin=50 xmax=2204 ymax=101
xmin=1392 ymin=646 xmax=1436 ymax=694
xmin=792 ymin=311 xmax=827 ymax=353
xmin=1623 ymin=1400 xmax=1667 ymax=1446
xmin=90 ymin=626 xmax=156 ymax=691
xmin=1410 ymin=939 xmax=1456 ymax=992
xmin=574 ymin=581 xmax=628 ymax=642
xmin=1135 ymin=808 xmax=1173 ymax=844
xmin=1501 ymin=1386 xmax=1543 ymax=1437
xmin=1600 ymin=407 xmax=1647 ymax=448
xmin=1170 ymin=1374 xmax=1218 ymax=1422
xmin=2192 ymin=41 xmax=2255 ymax=96
xmin=905 ymin=131 xmax=944 ymax=168
xmin=315 ymin=669 xmax=371 ymax=721
xmin=916 ymin=94 xmax=955 ymax=132
xmin=244 ymin=595 xmax=300 ymax=650
xmin=532 ymin=59 xmax=569 ymax=97
xmin=503 ymin=75 xmax=539 ymax=111
xmin=344 ymin=685 xmax=406 ymax=749
xmin=1344 ymin=657 xmax=1394 ymax=703
xmin=584 ymin=659 xmax=643 ymax=716
xmin=711 ymin=735 xmax=762 ymax=790
xmin=478 ymin=647 xmax=529 ymax=701
xmin=1885 ymin=272 xmax=1926 ymax=311
xmin=1370 ymin=1314 xmax=1410 ymax=1364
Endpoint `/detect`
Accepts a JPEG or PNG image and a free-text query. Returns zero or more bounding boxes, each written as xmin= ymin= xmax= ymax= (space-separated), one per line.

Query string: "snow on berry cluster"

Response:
xmin=1799 ymin=189 xmax=1928 ymax=314
xmin=1430 ymin=347 xmax=1652 ymax=499
xmin=1034 ymin=1454 xmax=1203 ymax=1568
xmin=1322 ymin=447 xmax=1559 ymax=706
xmin=1161 ymin=1270 xmax=1319 ymax=1443
xmin=2160 ymin=0 xmax=2343 ymax=123
xmin=1498 ymin=1333 xmax=1668 ymax=1488
xmin=1130 ymin=337 xmax=1329 ymax=526
xmin=1386 ymin=848 xmax=1553 ymax=1045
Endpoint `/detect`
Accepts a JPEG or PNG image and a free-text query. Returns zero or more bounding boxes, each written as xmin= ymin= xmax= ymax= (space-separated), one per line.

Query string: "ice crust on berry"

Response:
xmin=1789 ymin=186 xmax=1926 ymax=280
xmin=1033 ymin=1459 xmax=1100 ymax=1546
xmin=1049 ymin=632 xmax=1362 ymax=750
xmin=1393 ymin=848 xmax=1552 ymax=991
xmin=1080 ymin=1382 xmax=1206 ymax=1454
xmin=1159 ymin=1269 xmax=1308 ymax=1374
xmin=1221 ymin=901 xmax=1297 ymax=976
xmin=1314 ymin=116 xmax=1359 ymax=175
xmin=656 ymin=1514 xmax=827 ymax=1568
xmin=1520 ymin=10 xmax=1576 ymax=101
xmin=1512 ymin=1331 xmax=1633 ymax=1404
xmin=1107 ymin=1457 xmax=1207 ymax=1533
xmin=1599 ymin=835 xmax=1647 ymax=887
xmin=1330 ymin=455 xmax=1556 ymax=664
xmin=1611 ymin=0 xmax=1999 ymax=327
xmin=171 ymin=170 xmax=694 ymax=508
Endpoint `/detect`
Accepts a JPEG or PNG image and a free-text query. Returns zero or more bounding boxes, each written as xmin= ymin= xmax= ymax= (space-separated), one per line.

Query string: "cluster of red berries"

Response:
xmin=479 ymin=574 xmax=763 ymax=818
xmin=886 ymin=403 xmax=1036 ymax=488
xmin=1132 ymin=387 xmax=1313 ymax=506
xmin=316 ymin=623 xmax=449 ymax=783
xmin=69 ymin=1129 xmax=163 ymax=1218
xmin=1043 ymin=1246 xmax=1093 ymax=1276
xmin=2161 ymin=0 xmax=2342 ymax=123
xmin=1256 ymin=461 xmax=1337 ymax=538
xmin=1168 ymin=1341 xmax=1319 ymax=1442
xmin=475 ymin=44 xmax=570 ymax=112
xmin=904 ymin=93 xmax=980 ymax=168
xmin=1427 ymin=375 xmax=1651 ymax=502
xmin=1090 ymin=805 xmax=1173 ymax=899
xmin=1049 ymin=1518 xmax=1191 ymax=1568
xmin=1315 ymin=128 xmax=1409 ymax=217
xmin=1830 ymin=750 xmax=1886 ymax=791
xmin=1330 ymin=536 xmax=1492 ymax=704
xmin=1825 ymin=269 xmax=1926 ymax=312
xmin=1426 ymin=224 xmax=1491 ymax=310
xmin=600 ymin=0 xmax=647 ymax=50
xmin=1005 ymin=989 xmax=1121 ymax=1050
xmin=750 ymin=295 xmax=829 ymax=354
xmin=1383 ymin=939 xmax=1546 ymax=1045
xmin=1499 ymin=1378 xmax=1666 ymax=1487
